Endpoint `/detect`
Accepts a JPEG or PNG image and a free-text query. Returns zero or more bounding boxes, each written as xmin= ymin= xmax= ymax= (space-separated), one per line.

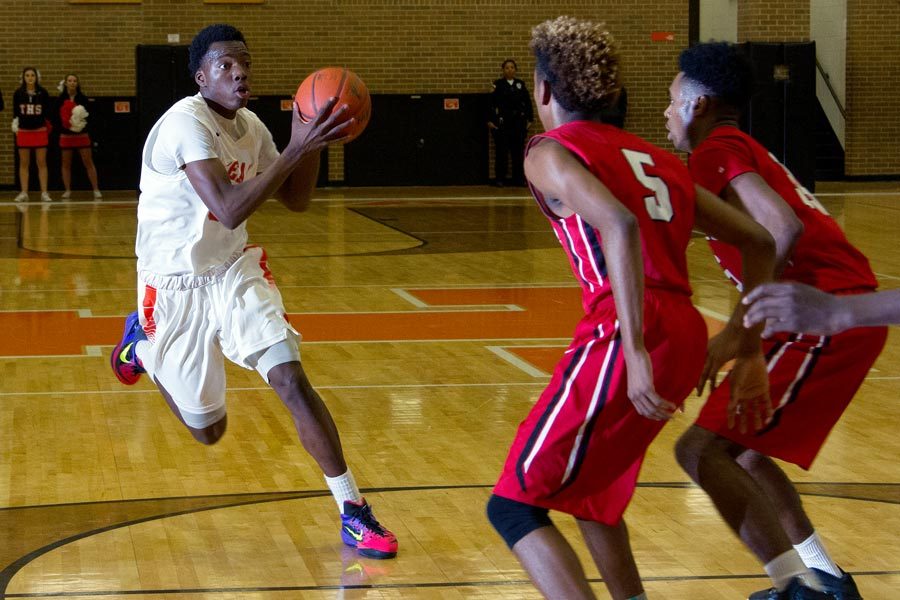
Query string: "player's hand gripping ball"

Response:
xmin=295 ymin=67 xmax=371 ymax=142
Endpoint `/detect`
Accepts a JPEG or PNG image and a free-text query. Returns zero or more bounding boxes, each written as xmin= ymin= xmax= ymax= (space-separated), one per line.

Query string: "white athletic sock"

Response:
xmin=794 ymin=531 xmax=842 ymax=577
xmin=765 ymin=549 xmax=816 ymax=591
xmin=325 ymin=469 xmax=362 ymax=513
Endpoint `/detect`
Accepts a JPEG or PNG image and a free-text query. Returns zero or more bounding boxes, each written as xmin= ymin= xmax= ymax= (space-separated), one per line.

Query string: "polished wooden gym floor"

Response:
xmin=1 ymin=182 xmax=898 ymax=599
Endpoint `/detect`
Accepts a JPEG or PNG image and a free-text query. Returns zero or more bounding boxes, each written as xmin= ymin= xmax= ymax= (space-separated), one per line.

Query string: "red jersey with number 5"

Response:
xmin=527 ymin=121 xmax=697 ymax=314
xmin=689 ymin=126 xmax=876 ymax=293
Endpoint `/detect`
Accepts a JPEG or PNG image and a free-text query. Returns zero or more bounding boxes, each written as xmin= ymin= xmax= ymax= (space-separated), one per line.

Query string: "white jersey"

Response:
xmin=136 ymin=93 xmax=279 ymax=286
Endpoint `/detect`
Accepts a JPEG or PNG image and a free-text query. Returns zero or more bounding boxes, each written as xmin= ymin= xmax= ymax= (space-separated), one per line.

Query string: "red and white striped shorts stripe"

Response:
xmin=695 ymin=324 xmax=888 ymax=469
xmin=493 ymin=292 xmax=706 ymax=524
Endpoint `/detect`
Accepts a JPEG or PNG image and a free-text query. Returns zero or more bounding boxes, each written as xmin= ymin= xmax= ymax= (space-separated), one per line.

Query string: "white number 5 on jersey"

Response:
xmin=621 ymin=149 xmax=674 ymax=222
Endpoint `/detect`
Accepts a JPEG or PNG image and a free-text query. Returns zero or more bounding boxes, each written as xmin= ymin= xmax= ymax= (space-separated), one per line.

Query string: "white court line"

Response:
xmin=486 ymin=346 xmax=550 ymax=378
xmin=0 ymin=381 xmax=549 ymax=397
xmin=292 ymin=307 xmax=528 ymax=315
xmin=0 ymin=337 xmax=574 ymax=360
xmin=391 ymin=287 xmax=429 ymax=307
xmin=0 ymin=282 xmax=580 ymax=294
xmin=404 ymin=229 xmax=550 ymax=234
xmin=4 ymin=374 xmax=897 ymax=398
xmin=389 ymin=287 xmax=523 ymax=312
xmin=0 ymin=310 xmax=94 ymax=317
xmin=816 ymin=191 xmax=900 ymax=197
xmin=695 ymin=305 xmax=730 ymax=322
xmin=874 ymin=272 xmax=900 ymax=281
xmin=3 ymin=195 xmax=536 ymax=209
xmin=314 ymin=195 xmax=533 ymax=203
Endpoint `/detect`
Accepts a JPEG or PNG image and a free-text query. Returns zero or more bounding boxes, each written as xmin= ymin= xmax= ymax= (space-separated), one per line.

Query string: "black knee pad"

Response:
xmin=486 ymin=494 xmax=552 ymax=549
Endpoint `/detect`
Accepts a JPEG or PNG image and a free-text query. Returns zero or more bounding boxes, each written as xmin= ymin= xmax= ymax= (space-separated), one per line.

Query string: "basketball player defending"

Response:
xmin=666 ymin=42 xmax=886 ymax=599
xmin=110 ymin=24 xmax=397 ymax=559
xmin=487 ymin=18 xmax=778 ymax=600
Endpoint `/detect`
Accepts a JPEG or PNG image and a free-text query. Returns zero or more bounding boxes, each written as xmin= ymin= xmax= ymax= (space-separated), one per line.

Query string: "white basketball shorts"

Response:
xmin=136 ymin=246 xmax=300 ymax=428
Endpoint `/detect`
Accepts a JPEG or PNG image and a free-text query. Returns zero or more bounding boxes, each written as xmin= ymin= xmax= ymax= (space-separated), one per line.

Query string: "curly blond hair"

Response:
xmin=530 ymin=16 xmax=620 ymax=114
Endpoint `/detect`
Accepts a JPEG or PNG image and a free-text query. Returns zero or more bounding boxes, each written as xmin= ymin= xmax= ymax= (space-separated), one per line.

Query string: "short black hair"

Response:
xmin=188 ymin=24 xmax=246 ymax=75
xmin=502 ymin=59 xmax=518 ymax=70
xmin=678 ymin=42 xmax=755 ymax=108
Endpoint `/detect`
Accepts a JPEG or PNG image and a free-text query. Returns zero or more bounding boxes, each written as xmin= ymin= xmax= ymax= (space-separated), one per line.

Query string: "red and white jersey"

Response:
xmin=527 ymin=121 xmax=696 ymax=315
xmin=136 ymin=94 xmax=279 ymax=287
xmin=689 ymin=126 xmax=876 ymax=293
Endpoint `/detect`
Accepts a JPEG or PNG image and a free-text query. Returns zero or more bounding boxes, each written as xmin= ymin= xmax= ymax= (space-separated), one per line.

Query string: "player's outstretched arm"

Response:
xmin=525 ymin=140 xmax=675 ymax=421
xmin=694 ymin=184 xmax=776 ymax=432
xmin=184 ymin=99 xmax=351 ymax=229
xmin=743 ymin=283 xmax=900 ymax=336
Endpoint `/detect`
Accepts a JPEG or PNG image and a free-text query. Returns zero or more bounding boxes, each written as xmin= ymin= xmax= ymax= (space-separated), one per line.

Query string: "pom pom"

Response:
xmin=69 ymin=105 xmax=89 ymax=132
xmin=57 ymin=79 xmax=65 ymax=93
xmin=60 ymin=100 xmax=75 ymax=130
xmin=11 ymin=117 xmax=18 ymax=134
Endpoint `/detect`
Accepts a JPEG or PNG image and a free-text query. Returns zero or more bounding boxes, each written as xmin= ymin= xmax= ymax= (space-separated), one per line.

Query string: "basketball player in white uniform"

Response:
xmin=111 ymin=24 xmax=398 ymax=559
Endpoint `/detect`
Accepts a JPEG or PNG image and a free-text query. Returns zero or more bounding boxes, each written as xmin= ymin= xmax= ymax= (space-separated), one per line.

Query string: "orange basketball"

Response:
xmin=295 ymin=67 xmax=371 ymax=142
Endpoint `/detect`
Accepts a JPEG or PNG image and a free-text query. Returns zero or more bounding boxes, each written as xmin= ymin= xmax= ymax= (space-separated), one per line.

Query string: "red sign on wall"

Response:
xmin=651 ymin=31 xmax=676 ymax=42
xmin=114 ymin=101 xmax=131 ymax=113
xmin=444 ymin=98 xmax=460 ymax=110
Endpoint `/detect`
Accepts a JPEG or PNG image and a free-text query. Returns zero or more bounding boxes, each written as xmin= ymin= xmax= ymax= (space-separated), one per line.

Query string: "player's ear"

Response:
xmin=693 ymin=94 xmax=710 ymax=117
xmin=539 ymin=80 xmax=552 ymax=106
xmin=195 ymin=69 xmax=206 ymax=88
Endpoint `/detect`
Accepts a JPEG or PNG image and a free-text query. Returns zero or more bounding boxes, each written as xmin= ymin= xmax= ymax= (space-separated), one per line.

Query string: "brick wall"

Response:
xmin=737 ymin=0 xmax=810 ymax=42
xmin=737 ymin=0 xmax=899 ymax=178
xmin=845 ymin=0 xmax=900 ymax=176
xmin=1 ymin=1 xmax=688 ymax=187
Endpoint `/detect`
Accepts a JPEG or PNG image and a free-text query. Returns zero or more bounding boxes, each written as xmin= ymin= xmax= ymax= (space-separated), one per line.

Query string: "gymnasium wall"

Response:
xmin=737 ymin=0 xmax=900 ymax=178
xmin=845 ymin=0 xmax=900 ymax=177
xmin=0 ymin=0 xmax=689 ymax=187
xmin=1 ymin=1 xmax=896 ymax=186
xmin=738 ymin=0 xmax=810 ymax=42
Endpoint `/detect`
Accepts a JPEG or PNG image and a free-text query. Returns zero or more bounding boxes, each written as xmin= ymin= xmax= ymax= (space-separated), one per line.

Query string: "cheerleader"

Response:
xmin=59 ymin=74 xmax=101 ymax=199
xmin=13 ymin=67 xmax=51 ymax=202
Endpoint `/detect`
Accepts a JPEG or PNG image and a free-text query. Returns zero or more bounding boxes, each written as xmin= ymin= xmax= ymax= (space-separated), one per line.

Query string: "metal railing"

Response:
xmin=815 ymin=57 xmax=847 ymax=120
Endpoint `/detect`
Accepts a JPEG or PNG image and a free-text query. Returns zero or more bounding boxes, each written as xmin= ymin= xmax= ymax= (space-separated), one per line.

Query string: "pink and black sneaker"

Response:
xmin=111 ymin=311 xmax=147 ymax=385
xmin=340 ymin=499 xmax=398 ymax=559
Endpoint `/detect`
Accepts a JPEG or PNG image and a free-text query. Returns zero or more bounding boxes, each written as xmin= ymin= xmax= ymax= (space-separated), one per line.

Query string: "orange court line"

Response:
xmin=0 ymin=287 xmax=724 ymax=358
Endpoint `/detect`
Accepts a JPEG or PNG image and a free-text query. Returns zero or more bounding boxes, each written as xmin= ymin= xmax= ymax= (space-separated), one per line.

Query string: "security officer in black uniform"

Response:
xmin=488 ymin=59 xmax=533 ymax=187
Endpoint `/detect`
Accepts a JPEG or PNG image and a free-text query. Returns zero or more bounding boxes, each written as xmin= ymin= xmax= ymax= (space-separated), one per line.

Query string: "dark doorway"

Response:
xmin=344 ymin=94 xmax=490 ymax=186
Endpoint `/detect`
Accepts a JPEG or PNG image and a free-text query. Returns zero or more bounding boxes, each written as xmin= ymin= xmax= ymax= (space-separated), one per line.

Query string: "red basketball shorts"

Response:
xmin=493 ymin=291 xmax=707 ymax=525
xmin=695 ymin=325 xmax=887 ymax=469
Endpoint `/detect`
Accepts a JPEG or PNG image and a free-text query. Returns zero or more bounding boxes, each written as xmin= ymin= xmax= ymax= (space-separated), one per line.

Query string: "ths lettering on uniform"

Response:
xmin=19 ymin=103 xmax=42 ymax=116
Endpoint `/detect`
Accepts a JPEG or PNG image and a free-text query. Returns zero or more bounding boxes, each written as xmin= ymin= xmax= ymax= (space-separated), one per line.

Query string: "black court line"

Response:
xmin=4 ymin=480 xmax=893 ymax=512
xmin=1 ymin=482 xmax=898 ymax=598
xmin=0 ymin=484 xmax=491 ymax=512
xmin=5 ymin=570 xmax=900 ymax=598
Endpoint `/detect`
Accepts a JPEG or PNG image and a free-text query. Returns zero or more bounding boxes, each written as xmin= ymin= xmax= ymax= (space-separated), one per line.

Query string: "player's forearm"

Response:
xmin=841 ymin=289 xmax=900 ymax=329
xmin=602 ymin=213 xmax=646 ymax=356
xmin=277 ymin=151 xmax=320 ymax=211
xmin=770 ymin=222 xmax=802 ymax=278
xmin=206 ymin=150 xmax=310 ymax=228
xmin=733 ymin=228 xmax=777 ymax=355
